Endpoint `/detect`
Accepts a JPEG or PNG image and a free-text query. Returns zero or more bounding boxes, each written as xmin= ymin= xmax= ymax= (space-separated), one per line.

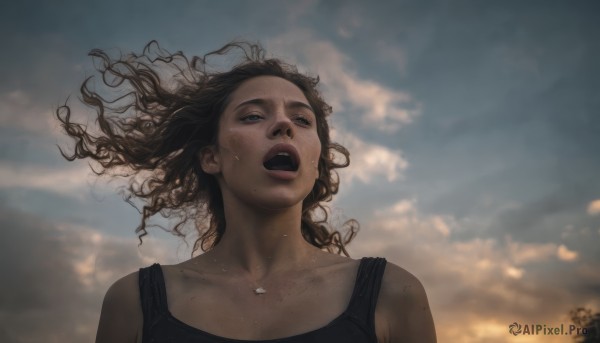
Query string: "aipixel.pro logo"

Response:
xmin=508 ymin=322 xmax=522 ymax=336
xmin=508 ymin=321 xmax=591 ymax=336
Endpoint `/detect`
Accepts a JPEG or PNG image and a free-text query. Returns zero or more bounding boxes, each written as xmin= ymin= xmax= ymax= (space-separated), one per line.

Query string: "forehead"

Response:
xmin=227 ymin=76 xmax=309 ymax=108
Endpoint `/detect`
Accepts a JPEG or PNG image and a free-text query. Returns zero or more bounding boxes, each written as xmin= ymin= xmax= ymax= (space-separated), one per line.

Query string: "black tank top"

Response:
xmin=138 ymin=257 xmax=387 ymax=343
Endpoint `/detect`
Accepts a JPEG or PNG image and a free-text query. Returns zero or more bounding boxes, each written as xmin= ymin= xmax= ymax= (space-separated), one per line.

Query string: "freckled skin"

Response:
xmin=207 ymin=76 xmax=321 ymax=213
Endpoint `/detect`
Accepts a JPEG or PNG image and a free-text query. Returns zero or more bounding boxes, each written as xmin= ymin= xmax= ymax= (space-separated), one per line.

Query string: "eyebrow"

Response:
xmin=233 ymin=98 xmax=315 ymax=113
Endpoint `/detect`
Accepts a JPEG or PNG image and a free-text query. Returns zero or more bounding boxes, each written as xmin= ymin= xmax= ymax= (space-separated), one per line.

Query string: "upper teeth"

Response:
xmin=276 ymin=152 xmax=290 ymax=156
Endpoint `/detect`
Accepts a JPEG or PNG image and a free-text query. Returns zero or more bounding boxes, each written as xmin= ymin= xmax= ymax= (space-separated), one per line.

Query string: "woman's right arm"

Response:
xmin=95 ymin=271 xmax=143 ymax=343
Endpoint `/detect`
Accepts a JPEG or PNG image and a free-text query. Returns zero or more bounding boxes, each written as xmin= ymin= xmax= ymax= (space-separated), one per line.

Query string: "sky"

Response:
xmin=1 ymin=0 xmax=599 ymax=342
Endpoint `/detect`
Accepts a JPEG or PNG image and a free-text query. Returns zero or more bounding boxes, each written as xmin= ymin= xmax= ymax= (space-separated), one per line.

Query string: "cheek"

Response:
xmin=315 ymin=152 xmax=323 ymax=179
xmin=308 ymin=135 xmax=322 ymax=178
xmin=220 ymin=128 xmax=247 ymax=157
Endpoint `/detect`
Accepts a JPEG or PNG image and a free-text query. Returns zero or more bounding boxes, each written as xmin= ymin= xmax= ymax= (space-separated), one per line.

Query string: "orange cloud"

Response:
xmin=344 ymin=200 xmax=597 ymax=343
xmin=557 ymin=244 xmax=578 ymax=262
xmin=587 ymin=199 xmax=600 ymax=216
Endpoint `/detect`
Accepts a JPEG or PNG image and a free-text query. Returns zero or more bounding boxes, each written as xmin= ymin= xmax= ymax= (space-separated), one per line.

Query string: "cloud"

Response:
xmin=587 ymin=199 xmax=600 ymax=216
xmin=504 ymin=266 xmax=524 ymax=279
xmin=0 ymin=87 xmax=105 ymax=154
xmin=346 ymin=199 xmax=600 ymax=343
xmin=0 ymin=205 xmax=174 ymax=343
xmin=284 ymin=0 xmax=318 ymax=24
xmin=331 ymin=128 xmax=407 ymax=183
xmin=557 ymin=244 xmax=578 ymax=262
xmin=0 ymin=162 xmax=94 ymax=199
xmin=505 ymin=238 xmax=557 ymax=265
xmin=0 ymin=90 xmax=59 ymax=135
xmin=335 ymin=6 xmax=363 ymax=39
xmin=374 ymin=40 xmax=407 ymax=74
xmin=267 ymin=30 xmax=420 ymax=133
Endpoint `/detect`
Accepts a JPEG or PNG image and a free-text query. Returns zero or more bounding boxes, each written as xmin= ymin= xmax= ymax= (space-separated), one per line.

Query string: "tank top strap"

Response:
xmin=138 ymin=263 xmax=169 ymax=332
xmin=345 ymin=257 xmax=387 ymax=334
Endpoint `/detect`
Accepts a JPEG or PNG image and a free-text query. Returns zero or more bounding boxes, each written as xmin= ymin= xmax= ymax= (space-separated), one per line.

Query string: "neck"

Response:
xmin=202 ymin=193 xmax=320 ymax=281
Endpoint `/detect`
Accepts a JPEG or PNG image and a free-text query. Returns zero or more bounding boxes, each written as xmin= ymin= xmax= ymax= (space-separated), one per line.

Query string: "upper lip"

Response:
xmin=263 ymin=143 xmax=300 ymax=170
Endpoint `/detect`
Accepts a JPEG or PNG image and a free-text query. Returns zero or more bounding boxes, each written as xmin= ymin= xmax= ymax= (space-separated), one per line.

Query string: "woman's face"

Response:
xmin=201 ymin=76 xmax=322 ymax=211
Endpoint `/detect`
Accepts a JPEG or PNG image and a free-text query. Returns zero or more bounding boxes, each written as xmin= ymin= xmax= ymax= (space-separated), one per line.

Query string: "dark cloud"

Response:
xmin=0 ymin=205 xmax=160 ymax=343
xmin=355 ymin=0 xmax=600 ymax=222
xmin=0 ymin=186 xmax=143 ymax=239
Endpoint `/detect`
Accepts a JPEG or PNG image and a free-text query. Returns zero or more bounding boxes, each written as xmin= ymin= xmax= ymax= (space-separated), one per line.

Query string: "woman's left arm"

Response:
xmin=380 ymin=263 xmax=437 ymax=343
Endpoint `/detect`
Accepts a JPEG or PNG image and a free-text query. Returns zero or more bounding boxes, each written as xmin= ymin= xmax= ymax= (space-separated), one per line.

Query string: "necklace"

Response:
xmin=219 ymin=265 xmax=267 ymax=295
xmin=193 ymin=258 xmax=270 ymax=295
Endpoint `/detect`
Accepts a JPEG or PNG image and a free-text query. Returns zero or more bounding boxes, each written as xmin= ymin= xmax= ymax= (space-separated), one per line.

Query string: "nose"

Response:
xmin=269 ymin=113 xmax=294 ymax=139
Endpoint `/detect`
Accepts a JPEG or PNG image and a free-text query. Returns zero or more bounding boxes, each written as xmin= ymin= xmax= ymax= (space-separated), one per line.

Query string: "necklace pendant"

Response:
xmin=254 ymin=287 xmax=267 ymax=295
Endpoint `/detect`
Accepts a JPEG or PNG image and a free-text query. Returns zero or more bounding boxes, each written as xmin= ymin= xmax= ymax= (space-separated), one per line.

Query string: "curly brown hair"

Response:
xmin=56 ymin=40 xmax=358 ymax=256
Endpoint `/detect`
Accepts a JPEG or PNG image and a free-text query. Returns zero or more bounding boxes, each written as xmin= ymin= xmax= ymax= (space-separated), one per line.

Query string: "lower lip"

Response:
xmin=264 ymin=169 xmax=298 ymax=180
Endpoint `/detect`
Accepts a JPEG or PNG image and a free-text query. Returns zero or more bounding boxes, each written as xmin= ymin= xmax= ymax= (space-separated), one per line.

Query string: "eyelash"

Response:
xmin=241 ymin=113 xmax=264 ymax=122
xmin=293 ymin=115 xmax=312 ymax=126
xmin=240 ymin=113 xmax=313 ymax=126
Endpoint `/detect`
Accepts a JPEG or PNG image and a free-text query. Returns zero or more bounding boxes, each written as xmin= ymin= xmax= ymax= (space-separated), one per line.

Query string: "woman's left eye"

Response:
xmin=294 ymin=116 xmax=312 ymax=126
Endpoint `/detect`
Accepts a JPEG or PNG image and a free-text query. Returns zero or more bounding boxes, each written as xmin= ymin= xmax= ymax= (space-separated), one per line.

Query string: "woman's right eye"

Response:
xmin=241 ymin=113 xmax=263 ymax=122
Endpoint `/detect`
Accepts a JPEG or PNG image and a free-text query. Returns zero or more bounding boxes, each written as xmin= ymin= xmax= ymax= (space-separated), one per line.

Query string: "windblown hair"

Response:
xmin=56 ymin=40 xmax=358 ymax=256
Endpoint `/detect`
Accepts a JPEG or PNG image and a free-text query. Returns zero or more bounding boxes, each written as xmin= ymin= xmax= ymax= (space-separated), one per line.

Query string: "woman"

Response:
xmin=57 ymin=41 xmax=436 ymax=343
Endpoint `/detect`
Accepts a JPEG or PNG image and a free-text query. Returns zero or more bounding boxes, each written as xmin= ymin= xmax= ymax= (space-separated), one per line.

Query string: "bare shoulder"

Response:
xmin=380 ymin=262 xmax=427 ymax=303
xmin=379 ymin=261 xmax=437 ymax=343
xmin=96 ymin=271 xmax=143 ymax=343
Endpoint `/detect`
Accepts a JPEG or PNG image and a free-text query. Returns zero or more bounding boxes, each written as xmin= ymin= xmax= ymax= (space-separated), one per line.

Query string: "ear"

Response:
xmin=198 ymin=146 xmax=221 ymax=175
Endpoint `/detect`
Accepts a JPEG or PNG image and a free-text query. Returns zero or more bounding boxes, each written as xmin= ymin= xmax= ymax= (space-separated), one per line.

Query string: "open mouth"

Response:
xmin=263 ymin=152 xmax=298 ymax=171
xmin=263 ymin=144 xmax=300 ymax=172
